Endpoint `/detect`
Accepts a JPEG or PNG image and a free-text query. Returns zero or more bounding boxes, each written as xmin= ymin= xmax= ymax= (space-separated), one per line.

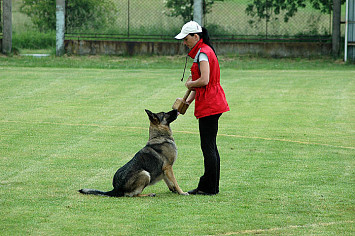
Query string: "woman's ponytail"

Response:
xmin=200 ymin=27 xmax=217 ymax=56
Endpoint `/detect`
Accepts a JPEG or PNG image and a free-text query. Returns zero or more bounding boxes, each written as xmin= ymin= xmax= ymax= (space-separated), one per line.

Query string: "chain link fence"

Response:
xmin=65 ymin=0 xmax=332 ymax=42
xmin=205 ymin=0 xmax=332 ymax=41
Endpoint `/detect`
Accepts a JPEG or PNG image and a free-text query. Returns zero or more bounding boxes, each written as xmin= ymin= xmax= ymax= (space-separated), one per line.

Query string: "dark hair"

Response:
xmin=190 ymin=27 xmax=216 ymax=56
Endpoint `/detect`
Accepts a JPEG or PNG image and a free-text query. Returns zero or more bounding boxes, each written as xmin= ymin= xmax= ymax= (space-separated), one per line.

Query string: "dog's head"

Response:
xmin=145 ymin=109 xmax=178 ymax=139
xmin=145 ymin=109 xmax=178 ymax=126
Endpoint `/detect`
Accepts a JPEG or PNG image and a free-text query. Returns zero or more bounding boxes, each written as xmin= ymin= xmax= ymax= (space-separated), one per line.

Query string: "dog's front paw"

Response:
xmin=180 ymin=192 xmax=189 ymax=196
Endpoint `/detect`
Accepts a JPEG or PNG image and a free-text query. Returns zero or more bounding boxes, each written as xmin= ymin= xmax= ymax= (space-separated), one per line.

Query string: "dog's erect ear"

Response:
xmin=145 ymin=109 xmax=159 ymax=124
xmin=166 ymin=109 xmax=178 ymax=123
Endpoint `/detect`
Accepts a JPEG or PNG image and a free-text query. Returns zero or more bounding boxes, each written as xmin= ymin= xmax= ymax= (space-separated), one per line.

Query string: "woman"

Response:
xmin=175 ymin=21 xmax=229 ymax=195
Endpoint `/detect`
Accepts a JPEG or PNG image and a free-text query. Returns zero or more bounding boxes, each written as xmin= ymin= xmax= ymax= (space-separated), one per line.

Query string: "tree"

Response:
xmin=65 ymin=0 xmax=117 ymax=32
xmin=332 ymin=0 xmax=341 ymax=57
xmin=164 ymin=0 xmax=223 ymax=22
xmin=245 ymin=0 xmax=345 ymax=23
xmin=0 ymin=0 xmax=2 ymax=32
xmin=21 ymin=0 xmax=55 ymax=31
xmin=246 ymin=0 xmax=344 ymax=57
xmin=20 ymin=0 xmax=118 ymax=32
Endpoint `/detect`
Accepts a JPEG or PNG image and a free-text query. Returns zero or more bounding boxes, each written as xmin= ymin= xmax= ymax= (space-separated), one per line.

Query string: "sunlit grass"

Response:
xmin=0 ymin=57 xmax=354 ymax=235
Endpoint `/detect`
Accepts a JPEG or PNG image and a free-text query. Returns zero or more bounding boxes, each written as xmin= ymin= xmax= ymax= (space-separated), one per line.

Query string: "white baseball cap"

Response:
xmin=175 ymin=21 xmax=202 ymax=39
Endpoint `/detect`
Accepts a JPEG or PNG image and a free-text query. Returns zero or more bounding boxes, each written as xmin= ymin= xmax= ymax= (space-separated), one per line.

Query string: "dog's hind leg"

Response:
xmin=123 ymin=170 xmax=155 ymax=197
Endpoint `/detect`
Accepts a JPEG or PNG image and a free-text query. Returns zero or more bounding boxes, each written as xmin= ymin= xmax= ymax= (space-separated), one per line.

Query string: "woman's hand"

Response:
xmin=185 ymin=76 xmax=194 ymax=90
xmin=185 ymin=80 xmax=193 ymax=90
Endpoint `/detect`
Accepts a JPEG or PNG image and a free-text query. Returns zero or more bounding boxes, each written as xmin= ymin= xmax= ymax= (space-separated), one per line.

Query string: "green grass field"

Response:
xmin=0 ymin=55 xmax=354 ymax=235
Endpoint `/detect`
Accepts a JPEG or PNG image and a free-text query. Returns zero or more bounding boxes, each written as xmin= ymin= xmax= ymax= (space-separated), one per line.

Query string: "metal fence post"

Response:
xmin=345 ymin=0 xmax=355 ymax=61
xmin=194 ymin=0 xmax=203 ymax=26
xmin=56 ymin=0 xmax=65 ymax=56
xmin=2 ymin=0 xmax=12 ymax=54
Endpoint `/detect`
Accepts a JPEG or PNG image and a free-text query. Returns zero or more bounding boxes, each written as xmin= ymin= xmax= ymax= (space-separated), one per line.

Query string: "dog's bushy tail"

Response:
xmin=78 ymin=188 xmax=120 ymax=197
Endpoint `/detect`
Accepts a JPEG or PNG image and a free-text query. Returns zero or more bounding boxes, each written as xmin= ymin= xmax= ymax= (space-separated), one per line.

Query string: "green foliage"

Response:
xmin=12 ymin=30 xmax=55 ymax=49
xmin=65 ymin=0 xmax=118 ymax=33
xmin=20 ymin=0 xmax=55 ymax=32
xmin=164 ymin=0 xmax=223 ymax=22
xmin=246 ymin=0 xmax=345 ymax=23
xmin=164 ymin=0 xmax=193 ymax=22
xmin=20 ymin=0 xmax=118 ymax=32
xmin=309 ymin=0 xmax=345 ymax=13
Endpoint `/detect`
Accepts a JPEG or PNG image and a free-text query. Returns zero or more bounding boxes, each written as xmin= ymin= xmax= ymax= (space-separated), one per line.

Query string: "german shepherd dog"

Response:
xmin=79 ymin=109 xmax=188 ymax=197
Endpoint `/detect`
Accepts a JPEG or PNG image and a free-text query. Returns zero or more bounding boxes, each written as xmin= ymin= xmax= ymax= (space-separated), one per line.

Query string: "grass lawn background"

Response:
xmin=0 ymin=55 xmax=354 ymax=235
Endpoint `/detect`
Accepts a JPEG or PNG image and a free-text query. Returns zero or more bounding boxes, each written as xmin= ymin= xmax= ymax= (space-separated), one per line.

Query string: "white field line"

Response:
xmin=1 ymin=120 xmax=354 ymax=150
xmin=221 ymin=220 xmax=355 ymax=235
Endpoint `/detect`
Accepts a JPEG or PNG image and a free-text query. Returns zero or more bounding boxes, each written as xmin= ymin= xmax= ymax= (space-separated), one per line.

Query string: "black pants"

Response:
xmin=197 ymin=113 xmax=221 ymax=194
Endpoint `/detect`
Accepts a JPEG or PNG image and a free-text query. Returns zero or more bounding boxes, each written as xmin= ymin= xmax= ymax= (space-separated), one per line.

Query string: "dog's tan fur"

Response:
xmin=79 ymin=109 xmax=187 ymax=197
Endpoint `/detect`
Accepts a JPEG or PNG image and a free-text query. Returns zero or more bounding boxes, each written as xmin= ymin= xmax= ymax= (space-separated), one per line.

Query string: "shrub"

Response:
xmin=12 ymin=31 xmax=55 ymax=49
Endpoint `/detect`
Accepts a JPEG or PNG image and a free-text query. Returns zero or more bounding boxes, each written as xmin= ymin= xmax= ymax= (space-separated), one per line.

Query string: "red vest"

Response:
xmin=188 ymin=40 xmax=229 ymax=119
